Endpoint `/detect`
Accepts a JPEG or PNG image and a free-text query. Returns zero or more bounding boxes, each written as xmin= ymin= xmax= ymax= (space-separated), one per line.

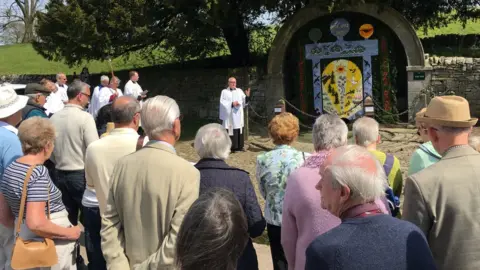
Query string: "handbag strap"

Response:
xmin=15 ymin=165 xmax=51 ymax=236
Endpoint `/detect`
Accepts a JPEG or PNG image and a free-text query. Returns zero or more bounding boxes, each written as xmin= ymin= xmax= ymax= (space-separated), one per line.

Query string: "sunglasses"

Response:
xmin=178 ymin=114 xmax=184 ymax=121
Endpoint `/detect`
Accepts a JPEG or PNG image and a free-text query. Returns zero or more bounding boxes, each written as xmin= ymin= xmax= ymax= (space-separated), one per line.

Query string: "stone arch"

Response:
xmin=265 ymin=3 xmax=425 ymax=117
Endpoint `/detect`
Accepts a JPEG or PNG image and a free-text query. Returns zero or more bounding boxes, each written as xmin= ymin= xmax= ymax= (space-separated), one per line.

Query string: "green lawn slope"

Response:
xmin=416 ymin=19 xmax=480 ymax=38
xmin=0 ymin=43 xmax=163 ymax=75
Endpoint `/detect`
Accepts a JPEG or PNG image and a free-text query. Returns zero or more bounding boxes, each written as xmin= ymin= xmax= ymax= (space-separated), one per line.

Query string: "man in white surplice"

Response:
xmin=219 ymin=77 xmax=251 ymax=152
xmin=124 ymin=71 xmax=147 ymax=105
xmin=88 ymin=75 xmax=110 ymax=118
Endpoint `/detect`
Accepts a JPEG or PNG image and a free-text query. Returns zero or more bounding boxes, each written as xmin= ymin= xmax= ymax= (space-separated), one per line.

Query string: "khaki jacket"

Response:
xmin=101 ymin=142 xmax=200 ymax=270
xmin=403 ymin=145 xmax=480 ymax=270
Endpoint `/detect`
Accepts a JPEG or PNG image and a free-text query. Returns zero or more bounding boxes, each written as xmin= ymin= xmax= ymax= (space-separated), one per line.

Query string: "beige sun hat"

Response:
xmin=416 ymin=95 xmax=478 ymax=128
xmin=0 ymin=84 xmax=29 ymax=119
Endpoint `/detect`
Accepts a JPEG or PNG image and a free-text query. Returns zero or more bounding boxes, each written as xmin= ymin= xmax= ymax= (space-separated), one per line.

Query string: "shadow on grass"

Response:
xmin=179 ymin=117 xmax=219 ymax=141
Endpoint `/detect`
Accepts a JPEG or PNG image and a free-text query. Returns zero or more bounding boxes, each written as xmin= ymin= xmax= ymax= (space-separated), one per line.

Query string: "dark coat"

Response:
xmin=195 ymin=158 xmax=266 ymax=270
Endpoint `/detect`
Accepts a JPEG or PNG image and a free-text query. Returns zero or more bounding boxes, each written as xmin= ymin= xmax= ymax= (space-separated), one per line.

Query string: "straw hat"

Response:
xmin=0 ymin=84 xmax=29 ymax=119
xmin=416 ymin=96 xmax=477 ymax=127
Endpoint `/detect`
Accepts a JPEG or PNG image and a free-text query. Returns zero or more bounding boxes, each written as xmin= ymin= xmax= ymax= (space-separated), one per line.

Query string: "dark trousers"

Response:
xmin=83 ymin=206 xmax=107 ymax=270
xmin=56 ymin=170 xmax=86 ymax=225
xmin=44 ymin=159 xmax=57 ymax=186
xmin=267 ymin=224 xmax=288 ymax=270
xmin=56 ymin=169 xmax=86 ymax=266
xmin=230 ymin=128 xmax=244 ymax=151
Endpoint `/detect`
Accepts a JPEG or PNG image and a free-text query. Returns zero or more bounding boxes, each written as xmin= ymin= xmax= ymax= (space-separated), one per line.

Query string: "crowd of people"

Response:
xmin=0 ymin=72 xmax=480 ymax=270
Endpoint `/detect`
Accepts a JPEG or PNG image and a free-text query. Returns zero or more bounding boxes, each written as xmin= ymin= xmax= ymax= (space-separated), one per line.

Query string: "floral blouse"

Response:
xmin=255 ymin=145 xmax=307 ymax=226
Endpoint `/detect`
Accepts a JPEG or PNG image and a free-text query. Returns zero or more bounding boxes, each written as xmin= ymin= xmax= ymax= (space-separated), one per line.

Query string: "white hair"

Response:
xmin=194 ymin=123 xmax=232 ymax=160
xmin=352 ymin=117 xmax=379 ymax=147
xmin=100 ymin=75 xmax=109 ymax=82
xmin=141 ymin=95 xmax=180 ymax=139
xmin=56 ymin=73 xmax=65 ymax=80
xmin=312 ymin=114 xmax=348 ymax=151
xmin=325 ymin=145 xmax=387 ymax=204
xmin=469 ymin=135 xmax=480 ymax=151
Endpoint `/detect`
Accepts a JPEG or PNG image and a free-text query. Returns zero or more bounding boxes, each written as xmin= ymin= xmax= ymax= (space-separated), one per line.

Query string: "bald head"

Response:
xmin=111 ymin=96 xmax=141 ymax=125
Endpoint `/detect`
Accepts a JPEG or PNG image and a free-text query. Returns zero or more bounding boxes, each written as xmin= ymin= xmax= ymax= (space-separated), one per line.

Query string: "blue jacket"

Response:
xmin=195 ymin=158 xmax=266 ymax=270
xmin=306 ymin=214 xmax=437 ymax=270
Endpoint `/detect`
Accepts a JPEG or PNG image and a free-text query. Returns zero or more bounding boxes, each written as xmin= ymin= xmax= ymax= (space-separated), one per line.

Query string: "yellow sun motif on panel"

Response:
xmin=321 ymin=59 xmax=363 ymax=118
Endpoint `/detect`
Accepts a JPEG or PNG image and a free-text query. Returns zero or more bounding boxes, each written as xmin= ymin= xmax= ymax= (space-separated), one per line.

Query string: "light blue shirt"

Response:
xmin=0 ymin=122 xmax=23 ymax=181
xmin=147 ymin=140 xmax=177 ymax=154
xmin=256 ymin=145 xmax=307 ymax=226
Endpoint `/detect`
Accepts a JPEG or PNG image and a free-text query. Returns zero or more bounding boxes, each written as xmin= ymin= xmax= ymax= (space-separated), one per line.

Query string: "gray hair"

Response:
xmin=325 ymin=145 xmax=387 ymax=204
xmin=194 ymin=124 xmax=231 ymax=160
xmin=469 ymin=135 xmax=480 ymax=151
xmin=56 ymin=73 xmax=65 ymax=80
xmin=67 ymin=81 xmax=89 ymax=100
xmin=100 ymin=75 xmax=109 ymax=82
xmin=141 ymin=95 xmax=180 ymax=139
xmin=312 ymin=114 xmax=348 ymax=151
xmin=110 ymin=76 xmax=121 ymax=84
xmin=435 ymin=126 xmax=471 ymax=135
xmin=111 ymin=96 xmax=140 ymax=124
xmin=352 ymin=117 xmax=379 ymax=147
xmin=176 ymin=188 xmax=248 ymax=270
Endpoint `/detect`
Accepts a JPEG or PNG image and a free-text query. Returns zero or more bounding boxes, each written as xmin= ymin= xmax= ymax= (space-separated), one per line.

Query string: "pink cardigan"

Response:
xmin=281 ymin=151 xmax=390 ymax=270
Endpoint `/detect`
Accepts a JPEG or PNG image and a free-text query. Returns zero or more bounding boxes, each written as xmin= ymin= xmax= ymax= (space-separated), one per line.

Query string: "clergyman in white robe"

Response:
xmin=219 ymin=87 xmax=250 ymax=151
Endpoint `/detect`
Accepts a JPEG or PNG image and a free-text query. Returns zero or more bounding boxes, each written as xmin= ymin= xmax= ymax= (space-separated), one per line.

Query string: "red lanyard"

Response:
xmin=353 ymin=209 xmax=383 ymax=218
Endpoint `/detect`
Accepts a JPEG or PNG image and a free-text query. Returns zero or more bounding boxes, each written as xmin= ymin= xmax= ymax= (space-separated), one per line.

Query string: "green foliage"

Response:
xmin=32 ymin=0 xmax=479 ymax=67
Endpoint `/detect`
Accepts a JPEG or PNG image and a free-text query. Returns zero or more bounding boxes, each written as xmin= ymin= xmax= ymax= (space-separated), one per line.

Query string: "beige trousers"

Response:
xmin=14 ymin=210 xmax=77 ymax=270
xmin=0 ymin=223 xmax=14 ymax=270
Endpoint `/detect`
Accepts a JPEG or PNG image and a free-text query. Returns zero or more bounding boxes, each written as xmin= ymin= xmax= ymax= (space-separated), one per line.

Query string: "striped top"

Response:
xmin=1 ymin=161 xmax=65 ymax=219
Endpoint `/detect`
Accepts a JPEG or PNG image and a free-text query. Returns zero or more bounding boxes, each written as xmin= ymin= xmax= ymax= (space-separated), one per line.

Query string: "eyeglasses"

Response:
xmin=80 ymin=92 xmax=91 ymax=98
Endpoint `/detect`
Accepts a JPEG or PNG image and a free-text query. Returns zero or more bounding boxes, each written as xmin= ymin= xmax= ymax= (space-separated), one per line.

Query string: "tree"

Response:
xmin=1 ymin=0 xmax=43 ymax=43
xmin=267 ymin=0 xmax=480 ymax=29
xmin=33 ymin=0 xmax=480 ymax=66
xmin=0 ymin=21 xmax=24 ymax=44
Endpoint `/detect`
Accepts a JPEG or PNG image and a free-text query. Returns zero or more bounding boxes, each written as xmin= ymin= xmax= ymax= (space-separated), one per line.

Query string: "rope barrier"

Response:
xmin=248 ymin=105 xmax=268 ymax=119
xmin=280 ymin=99 xmax=318 ymax=119
xmin=247 ymin=86 xmax=435 ymax=122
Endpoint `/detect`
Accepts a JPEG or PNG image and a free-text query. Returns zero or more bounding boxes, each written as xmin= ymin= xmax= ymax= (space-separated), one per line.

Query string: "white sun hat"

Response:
xmin=0 ymin=84 xmax=29 ymax=119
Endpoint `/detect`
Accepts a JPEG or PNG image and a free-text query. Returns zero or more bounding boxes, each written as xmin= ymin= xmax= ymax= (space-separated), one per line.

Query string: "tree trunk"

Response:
xmin=221 ymin=19 xmax=250 ymax=66
xmin=22 ymin=20 xmax=34 ymax=43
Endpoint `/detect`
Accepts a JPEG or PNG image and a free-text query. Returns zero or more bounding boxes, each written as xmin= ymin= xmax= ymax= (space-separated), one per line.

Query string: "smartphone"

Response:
xmin=140 ymin=90 xmax=149 ymax=96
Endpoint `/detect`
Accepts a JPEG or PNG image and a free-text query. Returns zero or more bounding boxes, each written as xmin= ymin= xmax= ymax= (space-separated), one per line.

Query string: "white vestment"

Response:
xmin=124 ymin=80 xmax=143 ymax=98
xmin=219 ymin=88 xmax=246 ymax=136
xmin=44 ymin=91 xmax=65 ymax=115
xmin=96 ymin=87 xmax=123 ymax=115
xmin=89 ymin=85 xmax=111 ymax=118
xmin=55 ymin=83 xmax=69 ymax=103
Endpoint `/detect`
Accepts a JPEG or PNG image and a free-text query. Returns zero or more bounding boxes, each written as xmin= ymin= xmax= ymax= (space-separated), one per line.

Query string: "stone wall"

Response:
xmin=0 ymin=66 xmax=268 ymax=121
xmin=427 ymin=56 xmax=480 ymax=117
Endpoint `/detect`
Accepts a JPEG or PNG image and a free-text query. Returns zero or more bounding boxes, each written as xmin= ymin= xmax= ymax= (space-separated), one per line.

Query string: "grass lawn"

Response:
xmin=416 ymin=19 xmax=480 ymax=38
xmin=0 ymin=43 xmax=162 ymax=75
